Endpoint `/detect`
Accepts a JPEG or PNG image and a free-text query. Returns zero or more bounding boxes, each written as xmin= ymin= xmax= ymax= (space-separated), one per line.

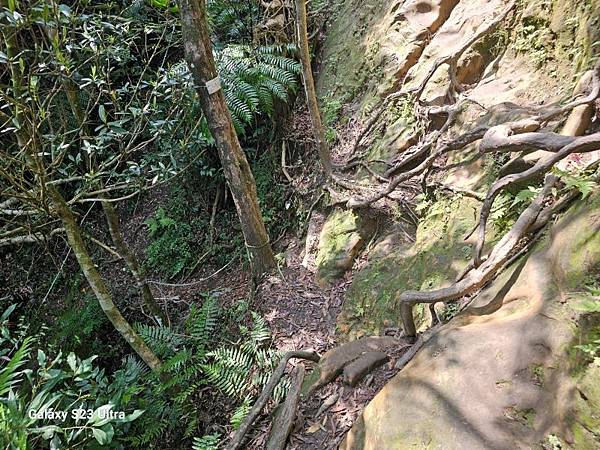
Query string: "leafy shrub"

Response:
xmin=54 ymin=277 xmax=110 ymax=357
xmin=0 ymin=305 xmax=144 ymax=449
xmin=130 ymin=297 xmax=284 ymax=445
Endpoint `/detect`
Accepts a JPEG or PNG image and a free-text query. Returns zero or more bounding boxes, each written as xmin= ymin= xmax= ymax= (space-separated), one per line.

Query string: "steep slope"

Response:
xmin=310 ymin=0 xmax=600 ymax=448
xmin=341 ymin=195 xmax=600 ymax=449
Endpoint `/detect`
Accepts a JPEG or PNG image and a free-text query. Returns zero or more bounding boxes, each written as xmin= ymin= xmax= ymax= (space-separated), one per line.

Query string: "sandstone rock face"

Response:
xmin=341 ymin=196 xmax=600 ymax=449
xmin=314 ymin=0 xmax=599 ymax=447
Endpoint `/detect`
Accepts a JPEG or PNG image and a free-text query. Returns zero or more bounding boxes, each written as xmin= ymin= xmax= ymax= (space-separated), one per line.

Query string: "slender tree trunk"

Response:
xmin=180 ymin=0 xmax=276 ymax=277
xmin=101 ymin=199 xmax=166 ymax=324
xmin=47 ymin=186 xmax=162 ymax=371
xmin=2 ymin=0 xmax=160 ymax=371
xmin=295 ymin=0 xmax=332 ymax=175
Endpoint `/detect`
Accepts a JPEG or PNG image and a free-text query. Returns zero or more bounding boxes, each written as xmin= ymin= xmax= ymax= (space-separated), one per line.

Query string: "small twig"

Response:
xmin=281 ymin=140 xmax=293 ymax=183
xmin=147 ymin=256 xmax=237 ymax=287
xmin=85 ymin=234 xmax=123 ymax=259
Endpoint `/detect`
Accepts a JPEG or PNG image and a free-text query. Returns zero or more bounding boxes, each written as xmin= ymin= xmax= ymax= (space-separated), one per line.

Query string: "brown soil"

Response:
xmin=236 ymin=241 xmax=411 ymax=450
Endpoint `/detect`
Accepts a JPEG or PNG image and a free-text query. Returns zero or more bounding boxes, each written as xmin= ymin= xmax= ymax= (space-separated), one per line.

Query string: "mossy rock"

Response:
xmin=338 ymin=196 xmax=480 ymax=338
xmin=315 ymin=209 xmax=375 ymax=287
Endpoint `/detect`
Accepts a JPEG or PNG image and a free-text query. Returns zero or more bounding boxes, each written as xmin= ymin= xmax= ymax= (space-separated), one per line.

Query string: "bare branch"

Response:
xmin=227 ymin=350 xmax=320 ymax=450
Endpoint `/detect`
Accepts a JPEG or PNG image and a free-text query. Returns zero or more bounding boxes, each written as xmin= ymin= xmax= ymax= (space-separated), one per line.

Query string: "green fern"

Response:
xmin=230 ymin=396 xmax=252 ymax=429
xmin=192 ymin=433 xmax=221 ymax=450
xmin=553 ymin=168 xmax=598 ymax=199
xmin=135 ymin=324 xmax=183 ymax=358
xmin=241 ymin=312 xmax=271 ymax=354
xmin=164 ymin=44 xmax=299 ymax=135
xmin=186 ymin=296 xmax=220 ymax=355
xmin=214 ymin=44 xmax=300 ymax=132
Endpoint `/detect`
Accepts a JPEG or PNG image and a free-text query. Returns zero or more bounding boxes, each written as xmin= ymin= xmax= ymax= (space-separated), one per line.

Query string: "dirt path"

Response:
xmin=248 ymin=243 xmax=406 ymax=449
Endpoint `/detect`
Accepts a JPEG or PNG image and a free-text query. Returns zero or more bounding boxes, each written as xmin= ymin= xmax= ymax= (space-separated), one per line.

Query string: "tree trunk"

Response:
xmin=47 ymin=186 xmax=162 ymax=371
xmin=101 ymin=198 xmax=166 ymax=324
xmin=180 ymin=0 xmax=276 ymax=277
xmin=295 ymin=0 xmax=332 ymax=175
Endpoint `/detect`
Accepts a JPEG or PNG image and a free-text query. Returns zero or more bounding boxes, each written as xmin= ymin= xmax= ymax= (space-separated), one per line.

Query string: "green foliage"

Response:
xmin=215 ymin=44 xmax=301 ymax=133
xmin=131 ymin=304 xmax=284 ymax=445
xmin=513 ymin=17 xmax=554 ymax=67
xmin=253 ymin=152 xmax=297 ymax=237
xmin=490 ymin=186 xmax=540 ymax=235
xmin=573 ymin=285 xmax=600 ymax=365
xmin=0 ymin=306 xmax=144 ymax=449
xmin=54 ymin=278 xmax=109 ymax=357
xmin=192 ymin=433 xmax=221 ymax=450
xmin=553 ymin=168 xmax=598 ymax=199
xmin=203 ymin=312 xmax=286 ymax=403
xmin=145 ymin=208 xmax=195 ymax=279
xmin=186 ymin=296 xmax=220 ymax=355
xmin=208 ymin=0 xmax=259 ymax=45
xmin=230 ymin=396 xmax=252 ymax=430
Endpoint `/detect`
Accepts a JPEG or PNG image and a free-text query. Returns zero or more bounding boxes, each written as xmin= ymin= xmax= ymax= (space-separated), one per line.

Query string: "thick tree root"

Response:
xmin=266 ymin=365 xmax=305 ymax=450
xmin=394 ymin=325 xmax=440 ymax=370
xmin=350 ymin=0 xmax=516 ymax=157
xmin=304 ymin=336 xmax=403 ymax=396
xmin=399 ymin=174 xmax=556 ymax=337
xmin=227 ymin=350 xmax=320 ymax=450
xmin=347 ymin=126 xmax=488 ymax=208
xmin=343 ymin=351 xmax=389 ymax=387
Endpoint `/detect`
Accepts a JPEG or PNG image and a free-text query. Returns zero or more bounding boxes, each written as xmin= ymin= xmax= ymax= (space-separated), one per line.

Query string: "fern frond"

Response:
xmin=192 ymin=433 xmax=220 ymax=450
xmin=241 ymin=313 xmax=271 ymax=354
xmin=135 ymin=324 xmax=182 ymax=357
xmin=186 ymin=297 xmax=220 ymax=355
xmin=230 ymin=395 xmax=252 ymax=430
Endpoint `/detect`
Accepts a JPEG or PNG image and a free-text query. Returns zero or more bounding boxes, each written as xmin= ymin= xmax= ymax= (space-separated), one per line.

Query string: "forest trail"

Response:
xmin=252 ymin=244 xmax=409 ymax=449
xmin=2 ymin=0 xmax=599 ymax=448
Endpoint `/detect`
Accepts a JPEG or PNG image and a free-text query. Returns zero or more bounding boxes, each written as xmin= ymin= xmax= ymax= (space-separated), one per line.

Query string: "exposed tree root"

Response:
xmin=305 ymin=336 xmax=402 ymax=396
xmin=349 ymin=1 xmax=515 ymax=158
xmin=343 ymin=351 xmax=389 ymax=387
xmin=431 ymin=182 xmax=485 ymax=201
xmin=347 ymin=126 xmax=488 ymax=208
xmin=394 ymin=324 xmax=440 ymax=370
xmin=227 ymin=350 xmax=320 ymax=450
xmin=266 ymin=365 xmax=305 ymax=450
xmin=399 ymin=174 xmax=557 ymax=337
xmin=473 ymin=133 xmax=600 ymax=266
xmin=412 ymin=0 xmax=516 ymax=101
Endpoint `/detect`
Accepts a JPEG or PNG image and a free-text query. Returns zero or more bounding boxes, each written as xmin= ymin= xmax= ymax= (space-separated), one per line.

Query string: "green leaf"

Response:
xmin=92 ymin=427 xmax=108 ymax=445
xmin=98 ymin=105 xmax=107 ymax=123
xmin=67 ymin=353 xmax=77 ymax=372
xmin=123 ymin=409 xmax=144 ymax=422
xmin=100 ymin=424 xmax=114 ymax=443
xmin=1 ymin=304 xmax=16 ymax=321
xmin=38 ymin=350 xmax=46 ymax=367
xmin=511 ymin=188 xmax=537 ymax=207
xmin=38 ymin=425 xmax=61 ymax=440
xmin=88 ymin=404 xmax=113 ymax=426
